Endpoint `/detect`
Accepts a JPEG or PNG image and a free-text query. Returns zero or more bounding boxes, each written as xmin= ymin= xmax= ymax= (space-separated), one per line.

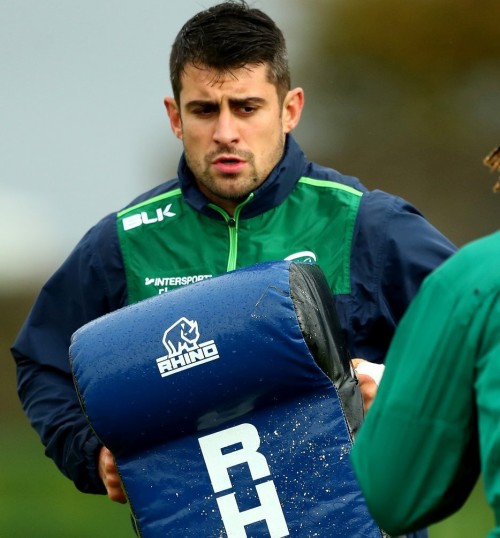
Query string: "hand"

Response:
xmin=351 ymin=358 xmax=385 ymax=414
xmin=98 ymin=446 xmax=127 ymax=504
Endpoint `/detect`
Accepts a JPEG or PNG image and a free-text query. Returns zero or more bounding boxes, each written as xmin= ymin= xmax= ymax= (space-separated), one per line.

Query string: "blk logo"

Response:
xmin=122 ymin=203 xmax=176 ymax=231
xmin=199 ymin=423 xmax=289 ymax=538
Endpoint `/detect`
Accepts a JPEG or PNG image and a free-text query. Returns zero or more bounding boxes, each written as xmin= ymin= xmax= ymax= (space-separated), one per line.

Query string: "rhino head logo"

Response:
xmin=162 ymin=317 xmax=200 ymax=357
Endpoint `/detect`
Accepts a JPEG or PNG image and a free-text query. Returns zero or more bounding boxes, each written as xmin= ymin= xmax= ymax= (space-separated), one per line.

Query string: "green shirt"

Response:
xmin=351 ymin=230 xmax=500 ymax=537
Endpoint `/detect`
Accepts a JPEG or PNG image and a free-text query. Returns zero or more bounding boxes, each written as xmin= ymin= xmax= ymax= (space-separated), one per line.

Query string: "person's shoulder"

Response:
xmin=430 ymin=230 xmax=500 ymax=289
xmin=461 ymin=230 xmax=500 ymax=255
xmin=451 ymin=231 xmax=500 ymax=272
xmin=306 ymin=162 xmax=369 ymax=194
xmin=308 ymin=166 xmax=424 ymax=217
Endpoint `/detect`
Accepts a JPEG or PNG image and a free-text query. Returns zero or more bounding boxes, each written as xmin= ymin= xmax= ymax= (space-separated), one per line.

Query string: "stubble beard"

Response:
xmin=202 ymin=146 xmax=258 ymax=202
xmin=185 ymin=134 xmax=285 ymax=205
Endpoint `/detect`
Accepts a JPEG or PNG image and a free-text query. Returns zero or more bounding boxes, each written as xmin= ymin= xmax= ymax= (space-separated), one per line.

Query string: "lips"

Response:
xmin=213 ymin=155 xmax=247 ymax=174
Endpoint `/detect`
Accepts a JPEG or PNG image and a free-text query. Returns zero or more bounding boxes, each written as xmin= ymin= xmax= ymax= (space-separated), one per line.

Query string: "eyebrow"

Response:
xmin=184 ymin=97 xmax=267 ymax=111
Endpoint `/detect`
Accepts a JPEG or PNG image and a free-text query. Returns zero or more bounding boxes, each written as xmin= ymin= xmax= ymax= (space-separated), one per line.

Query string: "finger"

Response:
xmin=351 ymin=358 xmax=364 ymax=369
xmin=108 ymin=486 xmax=128 ymax=504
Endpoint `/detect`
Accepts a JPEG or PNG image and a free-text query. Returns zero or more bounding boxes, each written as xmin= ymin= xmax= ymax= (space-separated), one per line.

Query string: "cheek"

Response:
xmin=258 ymin=121 xmax=285 ymax=151
xmin=249 ymin=119 xmax=281 ymax=146
xmin=181 ymin=129 xmax=210 ymax=164
xmin=253 ymin=129 xmax=285 ymax=174
xmin=182 ymin=121 xmax=211 ymax=144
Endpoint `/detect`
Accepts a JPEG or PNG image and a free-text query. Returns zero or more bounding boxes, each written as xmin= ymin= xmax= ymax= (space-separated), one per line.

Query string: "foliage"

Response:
xmin=295 ymin=0 xmax=500 ymax=248
xmin=322 ymin=0 xmax=500 ymax=85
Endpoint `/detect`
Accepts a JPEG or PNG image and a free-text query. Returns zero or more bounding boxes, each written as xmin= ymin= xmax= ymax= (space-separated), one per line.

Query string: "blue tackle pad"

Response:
xmin=70 ymin=261 xmax=383 ymax=537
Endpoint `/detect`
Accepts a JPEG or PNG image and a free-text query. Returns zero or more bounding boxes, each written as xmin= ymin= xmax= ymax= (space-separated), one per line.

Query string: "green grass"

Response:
xmin=0 ymin=422 xmax=133 ymax=537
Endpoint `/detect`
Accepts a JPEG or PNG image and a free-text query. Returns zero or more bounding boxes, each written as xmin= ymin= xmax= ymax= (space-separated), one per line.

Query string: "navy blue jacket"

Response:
xmin=11 ymin=135 xmax=455 ymax=496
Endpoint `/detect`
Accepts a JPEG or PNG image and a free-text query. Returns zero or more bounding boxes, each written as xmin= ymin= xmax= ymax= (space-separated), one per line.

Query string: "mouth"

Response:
xmin=212 ymin=155 xmax=247 ymax=174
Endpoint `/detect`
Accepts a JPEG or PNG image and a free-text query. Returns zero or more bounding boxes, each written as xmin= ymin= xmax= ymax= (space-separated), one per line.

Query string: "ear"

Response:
xmin=282 ymin=88 xmax=304 ymax=134
xmin=164 ymin=97 xmax=183 ymax=140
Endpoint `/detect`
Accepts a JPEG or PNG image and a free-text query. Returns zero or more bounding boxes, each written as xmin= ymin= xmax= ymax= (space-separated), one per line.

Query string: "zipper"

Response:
xmin=208 ymin=193 xmax=254 ymax=271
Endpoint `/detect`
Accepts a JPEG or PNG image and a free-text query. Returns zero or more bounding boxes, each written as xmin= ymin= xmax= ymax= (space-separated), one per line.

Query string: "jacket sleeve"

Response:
xmin=378 ymin=192 xmax=457 ymax=322
xmin=346 ymin=190 xmax=457 ymax=363
xmin=11 ymin=215 xmax=126 ymax=494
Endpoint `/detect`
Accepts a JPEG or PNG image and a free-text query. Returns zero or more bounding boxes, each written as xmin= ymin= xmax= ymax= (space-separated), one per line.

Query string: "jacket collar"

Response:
xmin=177 ymin=135 xmax=310 ymax=219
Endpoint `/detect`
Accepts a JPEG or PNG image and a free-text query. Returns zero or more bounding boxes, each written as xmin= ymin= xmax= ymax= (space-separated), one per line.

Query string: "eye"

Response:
xmin=237 ymin=104 xmax=258 ymax=116
xmin=192 ymin=104 xmax=217 ymax=117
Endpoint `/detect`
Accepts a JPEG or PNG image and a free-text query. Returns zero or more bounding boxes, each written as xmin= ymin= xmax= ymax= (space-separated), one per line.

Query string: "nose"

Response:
xmin=213 ymin=108 xmax=239 ymax=145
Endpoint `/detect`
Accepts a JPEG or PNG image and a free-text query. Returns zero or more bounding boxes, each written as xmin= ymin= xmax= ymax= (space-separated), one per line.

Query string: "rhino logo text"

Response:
xmin=156 ymin=317 xmax=220 ymax=378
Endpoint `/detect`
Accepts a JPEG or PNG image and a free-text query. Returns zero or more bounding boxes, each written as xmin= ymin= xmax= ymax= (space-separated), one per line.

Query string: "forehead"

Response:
xmin=178 ymin=63 xmax=277 ymax=102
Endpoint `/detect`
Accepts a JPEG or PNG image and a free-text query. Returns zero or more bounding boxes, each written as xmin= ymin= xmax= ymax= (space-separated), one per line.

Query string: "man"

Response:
xmin=12 ymin=1 xmax=454 ymax=535
xmin=350 ymin=146 xmax=500 ymax=536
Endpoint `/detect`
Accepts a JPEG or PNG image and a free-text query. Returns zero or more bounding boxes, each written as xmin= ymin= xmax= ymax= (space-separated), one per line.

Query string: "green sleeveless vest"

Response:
xmin=117 ymin=177 xmax=362 ymax=304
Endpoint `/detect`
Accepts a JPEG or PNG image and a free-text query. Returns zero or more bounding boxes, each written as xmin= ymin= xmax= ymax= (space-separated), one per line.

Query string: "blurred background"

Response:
xmin=1 ymin=0 xmax=498 ymax=536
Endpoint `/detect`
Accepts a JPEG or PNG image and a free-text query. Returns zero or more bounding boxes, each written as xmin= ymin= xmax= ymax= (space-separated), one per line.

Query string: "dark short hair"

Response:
xmin=169 ymin=0 xmax=291 ymax=103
